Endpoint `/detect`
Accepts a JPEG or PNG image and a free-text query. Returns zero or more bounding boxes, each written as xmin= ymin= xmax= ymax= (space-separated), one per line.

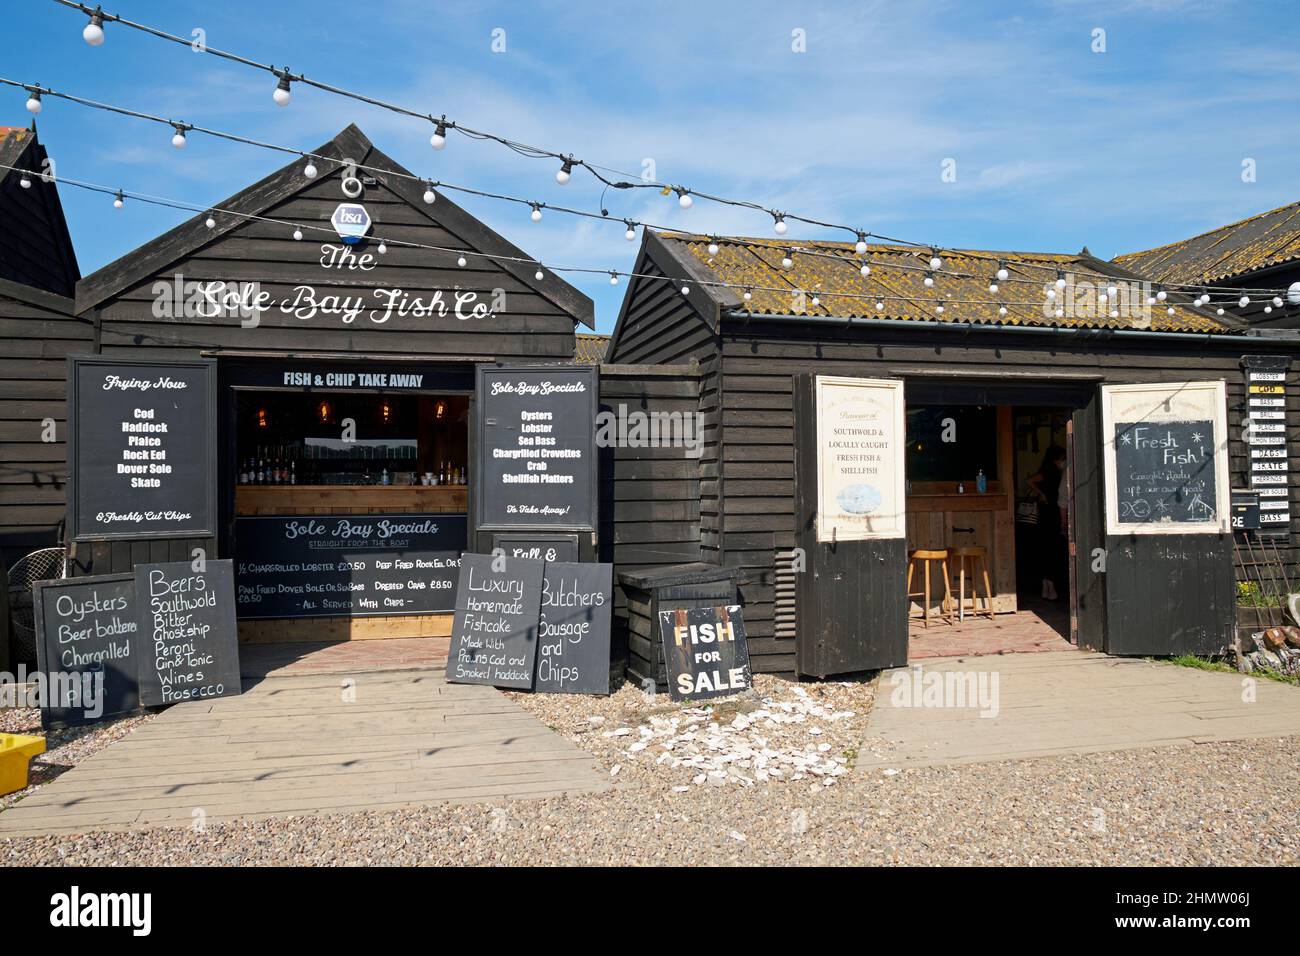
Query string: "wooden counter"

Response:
xmin=235 ymin=484 xmax=468 ymax=516
xmin=234 ymin=484 xmax=466 ymax=644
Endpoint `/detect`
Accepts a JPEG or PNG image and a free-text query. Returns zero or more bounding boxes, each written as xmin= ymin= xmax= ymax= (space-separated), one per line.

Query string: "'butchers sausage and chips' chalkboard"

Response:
xmin=233 ymin=514 xmax=466 ymax=619
xmin=475 ymin=365 xmax=597 ymax=531
xmin=33 ymin=573 xmax=140 ymax=729
xmin=68 ymin=357 xmax=217 ymax=540
xmin=446 ymin=553 xmax=544 ymax=689
xmin=658 ymin=605 xmax=752 ymax=702
xmin=1113 ymin=419 xmax=1218 ymax=524
xmin=134 ymin=559 xmax=241 ymax=708
xmin=535 ymin=561 xmax=612 ymax=695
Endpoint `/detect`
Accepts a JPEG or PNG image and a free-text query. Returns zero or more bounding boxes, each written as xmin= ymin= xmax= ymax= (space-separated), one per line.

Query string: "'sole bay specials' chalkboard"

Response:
xmin=233 ymin=514 xmax=467 ymax=619
xmin=446 ymin=553 xmax=544 ymax=689
xmin=1113 ymin=419 xmax=1218 ymax=524
xmin=134 ymin=559 xmax=241 ymax=708
xmin=68 ymin=357 xmax=217 ymax=540
xmin=535 ymin=561 xmax=612 ymax=695
xmin=33 ymin=573 xmax=140 ymax=729
xmin=476 ymin=365 xmax=597 ymax=531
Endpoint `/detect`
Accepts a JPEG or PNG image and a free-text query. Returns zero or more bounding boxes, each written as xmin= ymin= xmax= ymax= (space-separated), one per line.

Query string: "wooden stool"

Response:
xmin=950 ymin=546 xmax=995 ymax=621
xmin=906 ymin=549 xmax=953 ymax=628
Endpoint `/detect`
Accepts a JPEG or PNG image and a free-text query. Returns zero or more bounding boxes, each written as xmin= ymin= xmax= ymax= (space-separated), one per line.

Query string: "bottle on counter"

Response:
xmin=381 ymin=467 xmax=390 ymax=486
xmin=290 ymin=460 xmax=297 ymax=485
xmin=976 ymin=469 xmax=987 ymax=494
xmin=957 ymin=481 xmax=966 ymax=494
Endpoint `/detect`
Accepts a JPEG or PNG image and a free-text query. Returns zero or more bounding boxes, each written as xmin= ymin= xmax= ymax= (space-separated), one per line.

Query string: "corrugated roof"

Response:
xmin=658 ymin=233 xmax=1232 ymax=334
xmin=1115 ymin=201 xmax=1300 ymax=285
xmin=573 ymin=332 xmax=608 ymax=363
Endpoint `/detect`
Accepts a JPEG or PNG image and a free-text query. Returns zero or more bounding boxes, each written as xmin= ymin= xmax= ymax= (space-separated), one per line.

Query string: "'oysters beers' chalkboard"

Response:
xmin=135 ymin=559 xmax=241 ymax=707
xmin=446 ymin=553 xmax=544 ymax=689
xmin=68 ymin=357 xmax=217 ymax=540
xmin=33 ymin=573 xmax=140 ymax=729
xmin=535 ymin=562 xmax=612 ymax=695
xmin=1114 ymin=419 xmax=1218 ymax=524
xmin=476 ymin=365 xmax=597 ymax=530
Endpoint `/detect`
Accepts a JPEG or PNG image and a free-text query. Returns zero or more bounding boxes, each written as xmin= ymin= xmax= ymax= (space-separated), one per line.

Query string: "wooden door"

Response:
xmin=792 ymin=374 xmax=908 ymax=676
xmin=1098 ymin=382 xmax=1235 ymax=655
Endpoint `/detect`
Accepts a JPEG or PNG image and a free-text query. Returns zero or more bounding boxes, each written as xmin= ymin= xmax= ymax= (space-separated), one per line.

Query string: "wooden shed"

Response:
xmin=0 ymin=123 xmax=88 ymax=562
xmin=607 ymin=231 xmax=1300 ymax=677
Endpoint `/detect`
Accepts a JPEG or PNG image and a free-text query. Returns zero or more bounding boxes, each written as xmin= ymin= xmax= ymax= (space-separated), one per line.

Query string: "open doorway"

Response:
xmin=903 ymin=398 xmax=1077 ymax=659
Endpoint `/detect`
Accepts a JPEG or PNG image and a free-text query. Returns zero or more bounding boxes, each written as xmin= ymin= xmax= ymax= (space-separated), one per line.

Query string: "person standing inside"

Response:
xmin=1026 ymin=445 xmax=1068 ymax=600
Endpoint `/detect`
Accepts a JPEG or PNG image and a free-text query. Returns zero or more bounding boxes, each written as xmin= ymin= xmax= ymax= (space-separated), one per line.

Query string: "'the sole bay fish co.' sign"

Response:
xmin=1101 ymin=381 xmax=1231 ymax=535
xmin=658 ymin=605 xmax=752 ymax=702
xmin=67 ymin=357 xmax=217 ymax=540
xmin=233 ymin=514 xmax=467 ymax=619
xmin=1243 ymin=355 xmax=1292 ymax=535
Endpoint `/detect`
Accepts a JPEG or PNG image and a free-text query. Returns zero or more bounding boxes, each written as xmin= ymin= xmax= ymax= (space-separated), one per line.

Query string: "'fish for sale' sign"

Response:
xmin=657 ymin=605 xmax=752 ymax=702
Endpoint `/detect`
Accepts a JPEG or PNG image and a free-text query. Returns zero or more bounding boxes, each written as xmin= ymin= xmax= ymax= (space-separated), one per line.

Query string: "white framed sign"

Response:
xmin=814 ymin=376 xmax=906 ymax=542
xmin=1101 ymin=380 xmax=1230 ymax=535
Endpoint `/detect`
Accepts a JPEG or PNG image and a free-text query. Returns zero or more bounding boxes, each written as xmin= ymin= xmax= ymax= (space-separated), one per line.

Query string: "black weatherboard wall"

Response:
xmin=607 ymin=233 xmax=1300 ymax=674
xmin=63 ymin=123 xmax=594 ymax=578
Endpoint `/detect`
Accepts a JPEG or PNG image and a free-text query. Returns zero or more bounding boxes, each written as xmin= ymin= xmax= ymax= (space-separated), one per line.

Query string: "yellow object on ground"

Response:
xmin=0 ymin=733 xmax=46 ymax=796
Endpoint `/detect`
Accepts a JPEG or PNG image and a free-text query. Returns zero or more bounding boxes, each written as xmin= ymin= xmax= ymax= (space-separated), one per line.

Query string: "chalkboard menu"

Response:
xmin=446 ymin=553 xmax=544 ymax=689
xmin=658 ymin=605 xmax=752 ymax=702
xmin=233 ymin=514 xmax=466 ymax=619
xmin=476 ymin=365 xmax=597 ymax=531
xmin=1113 ymin=419 xmax=1218 ymax=524
xmin=68 ymin=357 xmax=217 ymax=540
xmin=535 ymin=562 xmax=612 ymax=695
xmin=492 ymin=533 xmax=579 ymax=563
xmin=134 ymin=559 xmax=241 ymax=707
xmin=33 ymin=573 xmax=140 ymax=729
xmin=1243 ymin=355 xmax=1292 ymax=534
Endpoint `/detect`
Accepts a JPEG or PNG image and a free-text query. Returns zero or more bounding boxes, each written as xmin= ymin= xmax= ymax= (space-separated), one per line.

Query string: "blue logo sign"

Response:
xmin=330 ymin=203 xmax=371 ymax=245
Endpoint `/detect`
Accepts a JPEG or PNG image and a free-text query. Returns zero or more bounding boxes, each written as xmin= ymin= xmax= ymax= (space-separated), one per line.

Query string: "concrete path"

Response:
xmin=859 ymin=650 xmax=1300 ymax=769
xmin=0 ymin=668 xmax=608 ymax=836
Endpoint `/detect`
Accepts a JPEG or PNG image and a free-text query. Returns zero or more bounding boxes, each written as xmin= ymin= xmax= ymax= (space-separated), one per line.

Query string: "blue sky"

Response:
xmin=4 ymin=0 xmax=1299 ymax=332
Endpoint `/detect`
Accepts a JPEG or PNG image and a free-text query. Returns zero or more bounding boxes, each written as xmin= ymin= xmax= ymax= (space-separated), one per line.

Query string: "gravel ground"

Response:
xmin=1 ymin=674 xmax=1297 ymax=866
xmin=1 ymin=705 xmax=154 ymax=813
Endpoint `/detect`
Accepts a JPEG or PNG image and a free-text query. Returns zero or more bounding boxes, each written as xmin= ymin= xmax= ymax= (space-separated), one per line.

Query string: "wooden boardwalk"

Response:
xmin=0 ymin=668 xmax=608 ymax=837
xmin=860 ymin=651 xmax=1300 ymax=769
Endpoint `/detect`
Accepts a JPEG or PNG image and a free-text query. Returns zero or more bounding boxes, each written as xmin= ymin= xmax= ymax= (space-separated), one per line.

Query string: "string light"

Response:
xmin=292 ymin=226 xmax=303 ymax=240
xmin=272 ymin=70 xmax=292 ymax=107
xmin=112 ymin=188 xmax=123 ymax=208
xmin=82 ymin=6 xmax=105 ymax=46
xmin=303 ymin=161 xmax=318 ymax=179
xmin=996 ymin=261 xmax=1009 ymax=282
xmin=675 ymin=187 xmax=693 ymax=209
xmin=535 ymin=268 xmax=544 ymax=280
xmin=929 ymin=250 xmax=943 ymax=271
xmin=170 ymin=125 xmax=187 ymax=149
xmin=988 ymin=278 xmax=999 ymax=294
xmin=422 ymin=182 xmax=436 ymax=204
xmin=19 ymin=172 xmax=32 ymax=189
xmin=456 ymin=254 xmax=466 ymax=267
xmin=609 ymin=272 xmax=619 ymax=286
xmin=1239 ymin=295 xmax=1251 ymax=308
xmin=681 ymin=285 xmax=691 ymax=295
xmin=529 ymin=203 xmax=543 ymax=222
xmin=923 ymin=271 xmax=934 ymax=288
xmin=860 ymin=263 xmax=871 ymax=277
xmin=429 ymin=117 xmax=448 ymax=150
xmin=782 ymin=251 xmax=794 ymax=270
xmin=773 ymin=214 xmax=788 ymax=235
xmin=1055 ymin=271 xmax=1066 ymax=290
xmin=707 ymin=239 xmax=719 ymax=256
xmin=204 ymin=215 xmax=215 ymax=228
xmin=25 ymin=89 xmax=41 ymax=114
xmin=855 ymin=234 xmax=868 ymax=255
xmin=555 ymin=158 xmax=573 ymax=185
xmin=377 ymin=241 xmax=387 ymax=254
xmin=624 ymin=222 xmax=636 ymax=241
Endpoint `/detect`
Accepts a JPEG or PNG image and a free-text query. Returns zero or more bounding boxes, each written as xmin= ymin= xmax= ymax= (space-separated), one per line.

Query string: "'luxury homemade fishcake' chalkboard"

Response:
xmin=535 ymin=562 xmax=612 ymax=695
xmin=68 ymin=357 xmax=217 ymax=540
xmin=33 ymin=573 xmax=140 ymax=729
xmin=134 ymin=559 xmax=241 ymax=708
xmin=1113 ymin=419 xmax=1217 ymax=524
xmin=658 ymin=605 xmax=752 ymax=702
xmin=446 ymin=553 xmax=544 ymax=689
xmin=233 ymin=514 xmax=466 ymax=619
xmin=475 ymin=365 xmax=597 ymax=532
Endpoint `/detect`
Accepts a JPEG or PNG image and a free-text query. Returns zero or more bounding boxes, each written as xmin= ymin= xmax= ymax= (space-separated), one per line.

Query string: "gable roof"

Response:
xmin=75 ymin=124 xmax=594 ymax=327
xmin=0 ymin=122 xmax=80 ymax=297
xmin=648 ymin=232 xmax=1236 ymax=334
xmin=1115 ymin=200 xmax=1300 ymax=286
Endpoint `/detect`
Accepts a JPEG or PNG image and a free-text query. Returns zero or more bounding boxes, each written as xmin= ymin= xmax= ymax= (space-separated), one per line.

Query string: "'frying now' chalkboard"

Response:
xmin=475 ymin=364 xmax=597 ymax=531
xmin=1113 ymin=419 xmax=1217 ymax=525
xmin=32 ymin=573 xmax=140 ymax=729
xmin=68 ymin=357 xmax=217 ymax=540
xmin=535 ymin=562 xmax=612 ymax=695
xmin=134 ymin=559 xmax=241 ymax=708
xmin=446 ymin=553 xmax=544 ymax=689
xmin=233 ymin=514 xmax=466 ymax=619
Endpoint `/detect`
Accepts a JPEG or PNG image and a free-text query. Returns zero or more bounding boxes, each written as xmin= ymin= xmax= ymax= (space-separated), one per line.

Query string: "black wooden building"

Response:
xmin=606 ymin=231 xmax=1300 ymax=677
xmin=0 ymin=123 xmax=87 ymax=561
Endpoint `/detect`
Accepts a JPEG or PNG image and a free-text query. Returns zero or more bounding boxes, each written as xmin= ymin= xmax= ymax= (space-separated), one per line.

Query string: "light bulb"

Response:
xmin=923 ymin=273 xmax=934 ymax=288
xmin=999 ymin=306 xmax=1008 ymax=317
xmin=1156 ymin=289 xmax=1167 ymax=301
xmin=83 ymin=11 xmax=105 ymax=46
xmin=1111 ymin=310 xmax=1120 ymax=319
xmin=1167 ymin=307 xmax=1175 ymax=315
xmin=19 ymin=174 xmax=31 ymax=189
xmin=609 ymin=273 xmax=619 ymax=286
xmin=936 ymin=303 xmax=945 ymax=315
xmin=1217 ymin=308 xmax=1225 ymax=316
xmin=860 ymin=264 xmax=871 ymax=277
xmin=782 ymin=255 xmax=793 ymax=270
xmin=112 ymin=191 xmax=124 ymax=209
xmin=422 ymin=186 xmax=436 ymax=204
xmin=1239 ymin=296 xmax=1250 ymax=308
xmin=171 ymin=129 xmax=187 ymax=149
xmin=707 ymin=241 xmax=719 ymax=256
xmin=996 ymin=265 xmax=1009 ymax=281
xmin=773 ymin=216 xmax=787 ymax=235
xmin=430 ymin=120 xmax=448 ymax=150
xmin=855 ymin=239 xmax=868 ymax=255
xmin=929 ymin=254 xmax=943 ymax=271
xmin=1047 ymin=289 xmax=1056 ymax=300
xmin=1107 ymin=284 xmax=1118 ymax=297
xmin=530 ymin=205 xmax=542 ymax=222
xmin=535 ymin=269 xmax=544 ymax=280
xmin=876 ymin=300 xmax=884 ymax=311
xmin=1146 ymin=296 xmax=1156 ymax=306
xmin=273 ymin=74 xmax=292 ymax=107
xmin=1055 ymin=274 xmax=1067 ymax=289
xmin=205 ymin=216 xmax=215 ymax=229
xmin=555 ymin=160 xmax=572 ymax=185
xmin=1289 ymin=281 xmax=1300 ymax=306
xmin=678 ymin=190 xmax=693 ymax=209
xmin=744 ymin=290 xmax=753 ymax=301
xmin=378 ymin=242 xmax=388 ymax=255
xmin=989 ymin=282 xmax=999 ymax=294
xmin=304 ymin=162 xmax=318 ymax=179
xmin=812 ymin=296 xmax=821 ymax=307
xmin=625 ymin=226 xmax=636 ymax=241
xmin=292 ymin=227 xmax=303 ymax=241
xmin=681 ymin=285 xmax=690 ymax=295
xmin=457 ymin=255 xmax=466 ymax=267
xmin=1265 ymin=306 xmax=1273 ymax=314
xmin=1273 ymin=297 xmax=1284 ymax=308
xmin=25 ymin=91 xmax=41 ymax=114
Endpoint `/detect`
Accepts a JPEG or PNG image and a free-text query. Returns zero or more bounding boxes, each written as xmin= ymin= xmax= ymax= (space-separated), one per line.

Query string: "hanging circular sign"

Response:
xmin=330 ymin=202 xmax=371 ymax=244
